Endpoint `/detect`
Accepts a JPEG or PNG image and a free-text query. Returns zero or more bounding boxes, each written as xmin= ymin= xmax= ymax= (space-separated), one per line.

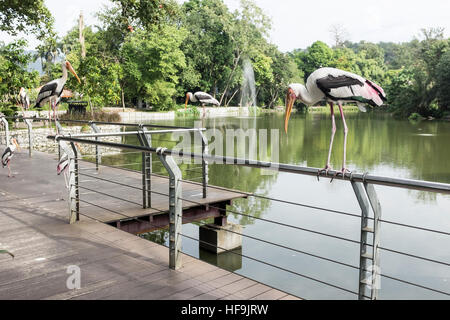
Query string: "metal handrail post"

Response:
xmin=364 ymin=183 xmax=382 ymax=300
xmin=89 ymin=122 xmax=101 ymax=171
xmin=157 ymin=147 xmax=182 ymax=270
xmin=60 ymin=140 xmax=79 ymax=224
xmin=25 ymin=119 xmax=33 ymax=157
xmin=143 ymin=127 xmax=152 ymax=207
xmin=0 ymin=117 xmax=10 ymax=146
xmin=352 ymin=181 xmax=382 ymax=300
xmin=199 ymin=130 xmax=208 ymax=198
xmin=136 ymin=129 xmax=148 ymax=209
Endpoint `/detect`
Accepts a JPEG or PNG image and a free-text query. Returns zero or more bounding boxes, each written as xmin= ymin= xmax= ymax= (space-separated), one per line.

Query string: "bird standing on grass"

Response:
xmin=185 ymin=92 xmax=220 ymax=118
xmin=34 ymin=61 xmax=81 ymax=128
xmin=284 ymin=67 xmax=386 ymax=179
xmin=2 ymin=138 xmax=20 ymax=178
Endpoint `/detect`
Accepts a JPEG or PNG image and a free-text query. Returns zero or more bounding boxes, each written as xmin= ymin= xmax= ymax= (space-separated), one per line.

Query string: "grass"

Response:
xmin=306 ymin=105 xmax=360 ymax=113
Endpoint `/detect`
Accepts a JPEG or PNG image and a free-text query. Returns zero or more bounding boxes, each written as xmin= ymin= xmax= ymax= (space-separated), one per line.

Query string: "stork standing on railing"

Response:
xmin=18 ymin=87 xmax=30 ymax=115
xmin=34 ymin=61 xmax=81 ymax=128
xmin=284 ymin=67 xmax=386 ymax=178
xmin=2 ymin=138 xmax=20 ymax=178
xmin=185 ymin=92 xmax=220 ymax=118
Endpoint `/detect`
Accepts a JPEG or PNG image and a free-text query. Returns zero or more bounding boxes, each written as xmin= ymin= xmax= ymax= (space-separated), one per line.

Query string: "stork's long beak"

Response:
xmin=67 ymin=63 xmax=81 ymax=84
xmin=284 ymin=88 xmax=296 ymax=133
xmin=13 ymin=139 xmax=20 ymax=151
xmin=185 ymin=95 xmax=189 ymax=110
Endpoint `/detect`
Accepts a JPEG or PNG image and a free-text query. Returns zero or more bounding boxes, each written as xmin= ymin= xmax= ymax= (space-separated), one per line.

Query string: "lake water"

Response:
xmin=101 ymin=111 xmax=450 ymax=299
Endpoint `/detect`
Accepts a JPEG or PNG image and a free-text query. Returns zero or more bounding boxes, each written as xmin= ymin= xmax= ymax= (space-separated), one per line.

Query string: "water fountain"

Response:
xmin=241 ymin=58 xmax=257 ymax=116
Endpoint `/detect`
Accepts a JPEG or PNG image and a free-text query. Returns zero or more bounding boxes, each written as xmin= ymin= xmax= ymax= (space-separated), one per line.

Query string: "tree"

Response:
xmin=436 ymin=51 xmax=450 ymax=110
xmin=329 ymin=23 xmax=349 ymax=48
xmin=0 ymin=40 xmax=40 ymax=104
xmin=180 ymin=0 xmax=235 ymax=100
xmin=0 ymin=0 xmax=54 ymax=39
xmin=120 ymin=26 xmax=187 ymax=110
xmin=293 ymin=41 xmax=334 ymax=80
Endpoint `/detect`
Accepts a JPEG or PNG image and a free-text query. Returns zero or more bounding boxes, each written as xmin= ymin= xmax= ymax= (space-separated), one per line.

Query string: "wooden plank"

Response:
xmin=0 ymin=150 xmax=297 ymax=300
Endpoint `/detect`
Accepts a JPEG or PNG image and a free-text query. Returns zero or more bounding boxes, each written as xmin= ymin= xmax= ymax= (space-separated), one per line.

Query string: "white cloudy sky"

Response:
xmin=1 ymin=0 xmax=449 ymax=52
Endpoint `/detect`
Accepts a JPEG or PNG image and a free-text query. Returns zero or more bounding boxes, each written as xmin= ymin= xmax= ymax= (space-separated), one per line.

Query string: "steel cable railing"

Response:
xmin=75 ymin=164 xmax=450 ymax=297
xmin=41 ymin=128 xmax=450 ymax=299
xmin=76 ymin=162 xmax=450 ymax=267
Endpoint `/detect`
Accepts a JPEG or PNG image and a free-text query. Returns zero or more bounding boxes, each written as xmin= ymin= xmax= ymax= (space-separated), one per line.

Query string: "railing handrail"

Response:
xmin=3 ymin=115 xmax=194 ymax=130
xmin=48 ymin=134 xmax=450 ymax=194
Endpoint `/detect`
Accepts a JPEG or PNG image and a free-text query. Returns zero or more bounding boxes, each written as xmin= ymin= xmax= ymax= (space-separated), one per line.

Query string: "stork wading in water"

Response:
xmin=34 ymin=61 xmax=81 ymax=127
xmin=18 ymin=87 xmax=30 ymax=114
xmin=185 ymin=92 xmax=220 ymax=118
xmin=284 ymin=67 xmax=386 ymax=179
xmin=2 ymin=138 xmax=20 ymax=178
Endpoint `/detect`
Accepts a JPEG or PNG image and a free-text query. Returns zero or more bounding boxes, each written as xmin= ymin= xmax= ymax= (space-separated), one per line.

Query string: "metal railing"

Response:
xmin=44 ymin=130 xmax=450 ymax=301
xmin=0 ymin=115 xmax=209 ymax=201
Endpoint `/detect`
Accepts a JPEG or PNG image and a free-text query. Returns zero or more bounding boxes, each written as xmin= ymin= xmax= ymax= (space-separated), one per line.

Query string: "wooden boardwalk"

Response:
xmin=0 ymin=150 xmax=299 ymax=300
xmin=76 ymin=160 xmax=245 ymax=225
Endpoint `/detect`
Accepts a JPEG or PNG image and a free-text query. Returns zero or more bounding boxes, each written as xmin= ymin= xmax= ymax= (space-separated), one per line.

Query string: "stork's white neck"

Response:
xmin=291 ymin=84 xmax=316 ymax=105
xmin=188 ymin=93 xmax=197 ymax=102
xmin=61 ymin=63 xmax=68 ymax=81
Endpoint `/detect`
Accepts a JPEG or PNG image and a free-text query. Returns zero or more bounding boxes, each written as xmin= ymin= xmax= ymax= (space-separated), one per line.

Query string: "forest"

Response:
xmin=1 ymin=0 xmax=449 ymax=119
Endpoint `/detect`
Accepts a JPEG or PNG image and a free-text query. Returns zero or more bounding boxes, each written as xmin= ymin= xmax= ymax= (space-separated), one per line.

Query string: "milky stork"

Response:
xmin=34 ymin=61 xmax=81 ymax=127
xmin=284 ymin=67 xmax=386 ymax=178
xmin=18 ymin=87 xmax=30 ymax=114
xmin=57 ymin=152 xmax=70 ymax=188
xmin=185 ymin=92 xmax=220 ymax=118
xmin=2 ymin=138 xmax=20 ymax=178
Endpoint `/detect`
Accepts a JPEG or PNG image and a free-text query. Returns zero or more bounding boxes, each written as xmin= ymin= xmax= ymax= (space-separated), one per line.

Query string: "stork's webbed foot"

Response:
xmin=317 ymin=165 xmax=333 ymax=181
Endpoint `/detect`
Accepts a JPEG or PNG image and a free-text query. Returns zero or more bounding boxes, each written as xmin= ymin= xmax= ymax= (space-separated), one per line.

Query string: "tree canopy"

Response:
xmin=0 ymin=0 xmax=54 ymax=39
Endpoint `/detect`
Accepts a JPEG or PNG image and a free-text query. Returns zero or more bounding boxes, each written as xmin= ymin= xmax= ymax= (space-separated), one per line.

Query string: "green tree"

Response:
xmin=436 ymin=50 xmax=450 ymax=110
xmin=120 ymin=26 xmax=187 ymax=110
xmin=0 ymin=0 xmax=54 ymax=39
xmin=0 ymin=40 xmax=40 ymax=104
xmin=180 ymin=0 xmax=235 ymax=100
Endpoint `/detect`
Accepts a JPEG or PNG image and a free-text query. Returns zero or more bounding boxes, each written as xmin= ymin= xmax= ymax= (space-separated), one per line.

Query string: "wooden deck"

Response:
xmin=0 ymin=150 xmax=299 ymax=300
xmin=76 ymin=160 xmax=245 ymax=225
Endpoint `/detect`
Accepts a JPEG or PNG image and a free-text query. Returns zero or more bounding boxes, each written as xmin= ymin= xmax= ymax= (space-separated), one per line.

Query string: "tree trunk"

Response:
xmin=219 ymin=52 xmax=241 ymax=106
xmin=226 ymin=88 xmax=240 ymax=107
xmin=79 ymin=11 xmax=86 ymax=59
xmin=121 ymin=84 xmax=125 ymax=112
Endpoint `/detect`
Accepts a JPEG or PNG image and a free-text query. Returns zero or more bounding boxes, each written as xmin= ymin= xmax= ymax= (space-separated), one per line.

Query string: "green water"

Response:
xmin=102 ymin=112 xmax=450 ymax=299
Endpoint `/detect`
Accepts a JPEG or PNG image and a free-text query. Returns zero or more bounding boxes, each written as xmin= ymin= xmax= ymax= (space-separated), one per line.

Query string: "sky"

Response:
xmin=1 ymin=0 xmax=450 ymax=52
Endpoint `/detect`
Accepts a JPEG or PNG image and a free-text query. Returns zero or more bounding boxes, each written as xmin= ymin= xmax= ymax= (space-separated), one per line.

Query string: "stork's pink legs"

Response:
xmin=337 ymin=102 xmax=350 ymax=175
xmin=318 ymin=102 xmax=336 ymax=177
xmin=7 ymin=161 xmax=13 ymax=178
xmin=318 ymin=102 xmax=352 ymax=181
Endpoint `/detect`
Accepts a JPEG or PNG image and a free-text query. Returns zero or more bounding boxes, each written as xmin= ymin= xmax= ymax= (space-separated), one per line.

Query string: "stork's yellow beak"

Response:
xmin=185 ymin=94 xmax=189 ymax=110
xmin=13 ymin=138 xmax=20 ymax=151
xmin=66 ymin=62 xmax=81 ymax=84
xmin=284 ymin=88 xmax=295 ymax=134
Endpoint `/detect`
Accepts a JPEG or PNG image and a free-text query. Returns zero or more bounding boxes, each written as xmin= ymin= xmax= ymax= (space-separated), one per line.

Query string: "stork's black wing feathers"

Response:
xmin=35 ymin=82 xmax=58 ymax=106
xmin=316 ymin=75 xmax=364 ymax=94
xmin=1 ymin=147 xmax=12 ymax=167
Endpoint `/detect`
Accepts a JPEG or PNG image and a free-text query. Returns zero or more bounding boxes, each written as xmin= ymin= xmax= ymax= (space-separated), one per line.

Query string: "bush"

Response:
xmin=408 ymin=112 xmax=424 ymax=121
xmin=175 ymin=106 xmax=200 ymax=118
